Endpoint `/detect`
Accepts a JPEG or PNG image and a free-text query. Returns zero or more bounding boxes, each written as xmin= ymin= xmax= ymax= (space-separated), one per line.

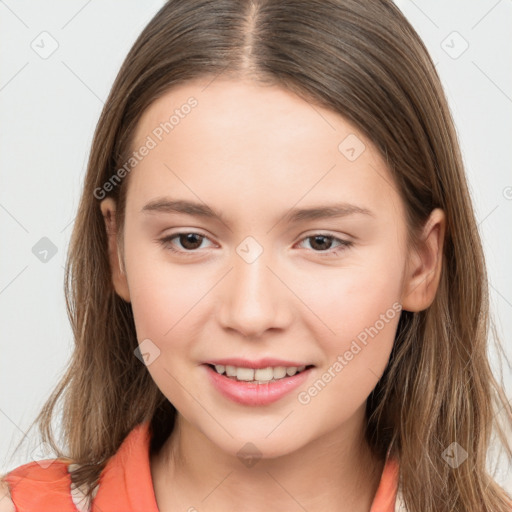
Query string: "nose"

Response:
xmin=217 ymin=248 xmax=293 ymax=339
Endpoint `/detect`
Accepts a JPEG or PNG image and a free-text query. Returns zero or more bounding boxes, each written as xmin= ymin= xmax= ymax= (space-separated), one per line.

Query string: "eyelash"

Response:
xmin=158 ymin=232 xmax=353 ymax=257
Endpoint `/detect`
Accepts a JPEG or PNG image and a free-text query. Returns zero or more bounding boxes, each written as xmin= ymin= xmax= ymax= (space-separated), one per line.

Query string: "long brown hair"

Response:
xmin=5 ymin=1 xmax=512 ymax=510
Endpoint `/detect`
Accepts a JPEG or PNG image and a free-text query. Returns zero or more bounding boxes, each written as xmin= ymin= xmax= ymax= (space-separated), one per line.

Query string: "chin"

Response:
xmin=207 ymin=424 xmax=308 ymax=462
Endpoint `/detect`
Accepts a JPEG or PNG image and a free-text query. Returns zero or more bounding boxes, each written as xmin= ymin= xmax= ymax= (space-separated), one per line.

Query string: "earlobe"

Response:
xmin=99 ymin=197 xmax=131 ymax=303
xmin=401 ymin=208 xmax=446 ymax=312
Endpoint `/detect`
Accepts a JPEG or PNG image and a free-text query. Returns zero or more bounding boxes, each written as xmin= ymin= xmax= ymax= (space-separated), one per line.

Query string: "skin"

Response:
xmin=100 ymin=78 xmax=445 ymax=511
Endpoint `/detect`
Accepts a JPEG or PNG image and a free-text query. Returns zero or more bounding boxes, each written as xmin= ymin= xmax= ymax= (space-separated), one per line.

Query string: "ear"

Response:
xmin=401 ymin=208 xmax=446 ymax=312
xmin=100 ymin=197 xmax=131 ymax=302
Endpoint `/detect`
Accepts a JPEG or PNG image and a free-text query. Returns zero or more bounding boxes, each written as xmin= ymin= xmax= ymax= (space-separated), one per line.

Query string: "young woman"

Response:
xmin=2 ymin=1 xmax=511 ymax=511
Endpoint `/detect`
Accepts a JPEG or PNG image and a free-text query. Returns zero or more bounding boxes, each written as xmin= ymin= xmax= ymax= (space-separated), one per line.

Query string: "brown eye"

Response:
xmin=297 ymin=234 xmax=353 ymax=256
xmin=308 ymin=235 xmax=334 ymax=251
xmin=159 ymin=232 xmax=211 ymax=255
xmin=176 ymin=233 xmax=204 ymax=250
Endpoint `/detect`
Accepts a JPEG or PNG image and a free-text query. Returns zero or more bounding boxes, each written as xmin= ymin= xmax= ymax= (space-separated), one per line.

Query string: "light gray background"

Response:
xmin=1 ymin=0 xmax=511 ymax=493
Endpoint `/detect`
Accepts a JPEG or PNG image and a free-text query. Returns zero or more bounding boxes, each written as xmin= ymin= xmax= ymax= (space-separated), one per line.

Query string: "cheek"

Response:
xmin=295 ymin=241 xmax=404 ymax=348
xmin=123 ymin=239 xmax=207 ymax=353
xmin=294 ymin=270 xmax=402 ymax=421
xmin=291 ymin=244 xmax=404 ymax=417
xmin=124 ymin=248 xmax=212 ymax=410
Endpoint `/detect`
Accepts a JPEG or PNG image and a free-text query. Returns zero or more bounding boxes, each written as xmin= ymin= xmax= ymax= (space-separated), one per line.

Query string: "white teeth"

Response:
xmin=225 ymin=365 xmax=237 ymax=377
xmin=212 ymin=364 xmax=308 ymax=382
xmin=273 ymin=366 xmax=287 ymax=379
xmin=236 ymin=367 xmax=255 ymax=381
xmin=254 ymin=367 xmax=274 ymax=382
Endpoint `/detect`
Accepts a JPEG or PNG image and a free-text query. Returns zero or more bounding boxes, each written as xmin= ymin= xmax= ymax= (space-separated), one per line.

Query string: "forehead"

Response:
xmin=126 ymin=78 xmax=402 ymax=223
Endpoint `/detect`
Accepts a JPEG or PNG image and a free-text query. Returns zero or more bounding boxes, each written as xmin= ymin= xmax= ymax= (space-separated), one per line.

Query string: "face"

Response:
xmin=102 ymin=78 xmax=431 ymax=459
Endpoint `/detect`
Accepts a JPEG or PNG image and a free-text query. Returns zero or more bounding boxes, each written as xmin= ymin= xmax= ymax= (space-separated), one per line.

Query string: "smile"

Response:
xmin=209 ymin=364 xmax=310 ymax=383
xmin=203 ymin=362 xmax=315 ymax=406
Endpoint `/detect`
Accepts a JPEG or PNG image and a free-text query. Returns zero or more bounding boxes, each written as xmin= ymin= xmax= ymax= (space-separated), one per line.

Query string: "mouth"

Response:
xmin=205 ymin=363 xmax=314 ymax=384
xmin=202 ymin=358 xmax=315 ymax=405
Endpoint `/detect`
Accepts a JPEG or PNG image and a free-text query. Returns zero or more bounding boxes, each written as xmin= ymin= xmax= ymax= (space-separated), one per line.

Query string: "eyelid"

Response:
xmin=158 ymin=230 xmax=353 ymax=257
xmin=158 ymin=230 xmax=215 ymax=256
xmin=294 ymin=232 xmax=353 ymax=256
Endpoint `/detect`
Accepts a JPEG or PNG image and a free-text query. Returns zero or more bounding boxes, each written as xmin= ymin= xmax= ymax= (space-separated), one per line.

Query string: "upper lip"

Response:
xmin=205 ymin=357 xmax=312 ymax=369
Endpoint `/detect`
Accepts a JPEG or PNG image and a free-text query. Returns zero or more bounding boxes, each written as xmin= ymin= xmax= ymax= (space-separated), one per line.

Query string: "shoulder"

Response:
xmin=1 ymin=458 xmax=79 ymax=511
xmin=0 ymin=479 xmax=15 ymax=512
xmin=1 ymin=422 xmax=152 ymax=511
xmin=2 ymin=457 xmax=71 ymax=486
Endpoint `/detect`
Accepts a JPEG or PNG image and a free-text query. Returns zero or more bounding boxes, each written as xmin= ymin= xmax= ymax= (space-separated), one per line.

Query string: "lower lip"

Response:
xmin=204 ymin=364 xmax=312 ymax=406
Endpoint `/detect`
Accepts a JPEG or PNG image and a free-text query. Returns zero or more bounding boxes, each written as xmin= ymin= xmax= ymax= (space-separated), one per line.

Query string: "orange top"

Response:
xmin=2 ymin=421 xmax=401 ymax=511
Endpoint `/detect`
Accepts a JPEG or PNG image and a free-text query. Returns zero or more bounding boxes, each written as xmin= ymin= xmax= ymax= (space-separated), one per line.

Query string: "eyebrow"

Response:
xmin=141 ymin=197 xmax=375 ymax=224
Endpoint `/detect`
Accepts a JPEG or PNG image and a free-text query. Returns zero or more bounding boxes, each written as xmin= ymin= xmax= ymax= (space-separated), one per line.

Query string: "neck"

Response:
xmin=150 ymin=405 xmax=384 ymax=512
